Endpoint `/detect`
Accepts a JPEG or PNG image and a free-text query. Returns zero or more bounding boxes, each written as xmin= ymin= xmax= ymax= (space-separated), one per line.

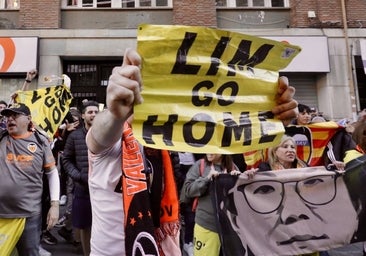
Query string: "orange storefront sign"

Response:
xmin=0 ymin=37 xmax=38 ymax=73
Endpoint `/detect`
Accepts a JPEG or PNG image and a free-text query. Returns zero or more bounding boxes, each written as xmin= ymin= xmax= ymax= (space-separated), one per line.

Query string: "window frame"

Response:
xmin=220 ymin=0 xmax=289 ymax=7
xmin=0 ymin=0 xmax=19 ymax=9
xmin=61 ymin=0 xmax=173 ymax=8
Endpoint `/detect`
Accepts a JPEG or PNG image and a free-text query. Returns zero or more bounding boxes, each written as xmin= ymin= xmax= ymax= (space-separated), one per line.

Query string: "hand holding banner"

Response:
xmin=15 ymin=84 xmax=73 ymax=138
xmin=134 ymin=24 xmax=301 ymax=154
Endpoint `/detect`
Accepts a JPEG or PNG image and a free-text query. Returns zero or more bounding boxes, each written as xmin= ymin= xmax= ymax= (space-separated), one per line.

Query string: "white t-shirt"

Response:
xmin=88 ymin=139 xmax=125 ymax=256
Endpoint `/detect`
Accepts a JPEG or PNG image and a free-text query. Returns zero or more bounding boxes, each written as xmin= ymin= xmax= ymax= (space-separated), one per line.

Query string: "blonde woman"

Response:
xmin=259 ymin=135 xmax=307 ymax=171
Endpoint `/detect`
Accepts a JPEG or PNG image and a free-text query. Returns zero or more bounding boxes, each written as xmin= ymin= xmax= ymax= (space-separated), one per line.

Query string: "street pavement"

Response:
xmin=41 ymin=230 xmax=82 ymax=256
xmin=41 ymin=221 xmax=82 ymax=256
xmin=40 ymin=203 xmax=82 ymax=256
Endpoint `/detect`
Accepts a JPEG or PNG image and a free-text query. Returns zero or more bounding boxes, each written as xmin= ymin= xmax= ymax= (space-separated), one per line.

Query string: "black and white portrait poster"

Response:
xmin=212 ymin=155 xmax=366 ymax=256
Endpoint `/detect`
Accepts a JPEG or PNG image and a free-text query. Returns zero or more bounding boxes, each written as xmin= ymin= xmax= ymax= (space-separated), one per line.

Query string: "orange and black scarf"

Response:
xmin=121 ymin=122 xmax=179 ymax=256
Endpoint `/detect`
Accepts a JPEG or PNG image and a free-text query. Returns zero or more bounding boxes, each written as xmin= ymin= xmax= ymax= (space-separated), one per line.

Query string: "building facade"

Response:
xmin=0 ymin=0 xmax=365 ymax=120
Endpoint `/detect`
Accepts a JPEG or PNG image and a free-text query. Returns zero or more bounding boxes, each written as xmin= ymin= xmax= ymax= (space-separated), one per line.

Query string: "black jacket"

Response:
xmin=62 ymin=127 xmax=90 ymax=196
xmin=323 ymin=129 xmax=357 ymax=169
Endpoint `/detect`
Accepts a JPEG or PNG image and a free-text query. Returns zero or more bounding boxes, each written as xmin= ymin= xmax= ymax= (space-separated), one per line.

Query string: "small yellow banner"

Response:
xmin=134 ymin=24 xmax=301 ymax=154
xmin=15 ymin=85 xmax=73 ymax=138
xmin=0 ymin=218 xmax=25 ymax=256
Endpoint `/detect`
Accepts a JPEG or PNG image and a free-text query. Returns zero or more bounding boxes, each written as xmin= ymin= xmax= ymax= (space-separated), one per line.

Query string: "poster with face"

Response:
xmin=212 ymin=157 xmax=366 ymax=256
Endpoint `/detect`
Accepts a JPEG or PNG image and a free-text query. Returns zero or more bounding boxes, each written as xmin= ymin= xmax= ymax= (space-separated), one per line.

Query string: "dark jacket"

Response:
xmin=62 ymin=127 xmax=89 ymax=196
xmin=323 ymin=129 xmax=358 ymax=169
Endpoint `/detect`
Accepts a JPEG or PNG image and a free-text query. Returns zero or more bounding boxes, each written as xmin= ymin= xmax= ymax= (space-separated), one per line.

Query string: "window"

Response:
xmin=66 ymin=64 xmax=98 ymax=87
xmin=97 ymin=0 xmax=111 ymax=7
xmin=236 ymin=0 xmax=248 ymax=7
xmin=216 ymin=0 xmax=288 ymax=7
xmin=63 ymin=60 xmax=122 ymax=108
xmin=0 ymin=0 xmax=19 ymax=9
xmin=252 ymin=0 xmax=264 ymax=7
xmin=271 ymin=0 xmax=284 ymax=7
xmin=61 ymin=0 xmax=172 ymax=8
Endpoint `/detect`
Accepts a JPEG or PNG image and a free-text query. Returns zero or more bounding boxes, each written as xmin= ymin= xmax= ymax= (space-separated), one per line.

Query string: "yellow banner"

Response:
xmin=134 ymin=24 xmax=301 ymax=154
xmin=0 ymin=218 xmax=25 ymax=256
xmin=15 ymin=85 xmax=73 ymax=138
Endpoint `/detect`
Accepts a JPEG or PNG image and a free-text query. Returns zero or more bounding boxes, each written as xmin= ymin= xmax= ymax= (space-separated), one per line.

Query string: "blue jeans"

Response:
xmin=16 ymin=214 xmax=41 ymax=256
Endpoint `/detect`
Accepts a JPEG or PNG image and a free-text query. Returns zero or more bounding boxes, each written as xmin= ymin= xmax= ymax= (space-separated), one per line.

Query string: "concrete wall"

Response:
xmin=0 ymin=10 xmax=18 ymax=29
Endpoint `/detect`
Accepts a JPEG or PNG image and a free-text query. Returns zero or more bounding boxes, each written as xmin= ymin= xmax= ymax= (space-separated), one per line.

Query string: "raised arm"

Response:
xmin=87 ymin=48 xmax=143 ymax=154
xmin=271 ymin=76 xmax=298 ymax=126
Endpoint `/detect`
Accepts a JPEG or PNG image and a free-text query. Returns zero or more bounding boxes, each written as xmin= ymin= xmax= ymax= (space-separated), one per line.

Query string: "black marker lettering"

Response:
xmin=142 ymin=114 xmax=178 ymax=145
xmin=171 ymin=32 xmax=201 ymax=75
xmin=227 ymin=40 xmax=274 ymax=76
xmin=183 ymin=113 xmax=215 ymax=147
xmin=221 ymin=112 xmax=252 ymax=147
xmin=206 ymin=36 xmax=231 ymax=76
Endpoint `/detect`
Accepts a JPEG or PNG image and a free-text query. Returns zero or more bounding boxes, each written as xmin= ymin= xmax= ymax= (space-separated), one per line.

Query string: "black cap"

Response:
xmin=1 ymin=103 xmax=31 ymax=117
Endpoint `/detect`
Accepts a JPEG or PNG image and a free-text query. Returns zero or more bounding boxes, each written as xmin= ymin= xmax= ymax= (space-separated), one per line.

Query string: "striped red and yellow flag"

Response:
xmin=244 ymin=121 xmax=343 ymax=168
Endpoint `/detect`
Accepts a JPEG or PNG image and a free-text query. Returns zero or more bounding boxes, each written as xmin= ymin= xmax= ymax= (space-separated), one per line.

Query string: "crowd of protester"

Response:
xmin=2 ymin=57 xmax=366 ymax=256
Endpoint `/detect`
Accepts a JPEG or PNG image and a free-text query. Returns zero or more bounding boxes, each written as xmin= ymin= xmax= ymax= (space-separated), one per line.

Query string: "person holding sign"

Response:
xmin=86 ymin=47 xmax=298 ymax=256
xmin=181 ymin=153 xmax=240 ymax=256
